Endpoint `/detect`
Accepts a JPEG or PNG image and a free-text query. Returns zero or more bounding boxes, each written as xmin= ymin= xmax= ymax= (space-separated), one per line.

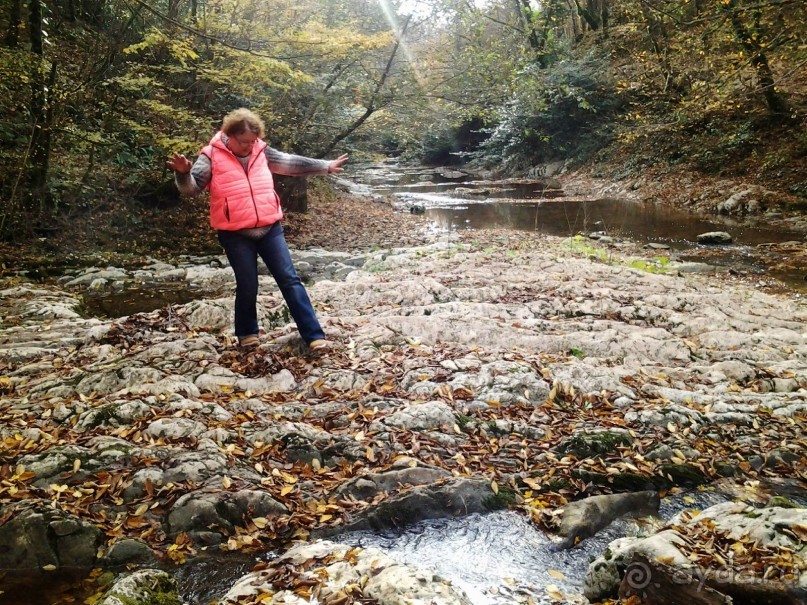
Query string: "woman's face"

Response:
xmin=226 ymin=130 xmax=258 ymax=156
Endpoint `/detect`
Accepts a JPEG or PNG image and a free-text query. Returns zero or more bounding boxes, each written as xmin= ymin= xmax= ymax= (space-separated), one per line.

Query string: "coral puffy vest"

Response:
xmin=201 ymin=132 xmax=283 ymax=230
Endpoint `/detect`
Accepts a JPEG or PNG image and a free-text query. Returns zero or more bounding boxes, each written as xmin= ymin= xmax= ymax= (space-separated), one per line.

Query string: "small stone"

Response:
xmin=104 ymin=539 xmax=155 ymax=566
xmin=696 ymin=231 xmax=732 ymax=244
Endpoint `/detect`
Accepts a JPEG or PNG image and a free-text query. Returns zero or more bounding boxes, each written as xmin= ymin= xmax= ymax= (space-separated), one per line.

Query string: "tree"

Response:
xmin=721 ymin=0 xmax=788 ymax=115
xmin=4 ymin=0 xmax=21 ymax=47
xmin=27 ymin=0 xmax=54 ymax=201
xmin=574 ymin=0 xmax=609 ymax=35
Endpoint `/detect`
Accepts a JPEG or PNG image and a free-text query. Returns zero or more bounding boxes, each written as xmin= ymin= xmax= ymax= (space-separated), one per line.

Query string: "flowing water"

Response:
xmin=149 ymin=490 xmax=727 ymax=605
xmin=352 ymin=160 xmax=807 ymax=293
xmin=334 ymin=490 xmax=729 ymax=605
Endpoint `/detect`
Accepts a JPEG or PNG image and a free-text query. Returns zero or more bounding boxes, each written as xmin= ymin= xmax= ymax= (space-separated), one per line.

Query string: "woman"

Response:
xmin=168 ymin=108 xmax=348 ymax=351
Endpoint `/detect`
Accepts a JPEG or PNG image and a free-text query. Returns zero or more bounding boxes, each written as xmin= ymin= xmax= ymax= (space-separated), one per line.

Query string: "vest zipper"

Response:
xmin=247 ymin=152 xmax=261 ymax=227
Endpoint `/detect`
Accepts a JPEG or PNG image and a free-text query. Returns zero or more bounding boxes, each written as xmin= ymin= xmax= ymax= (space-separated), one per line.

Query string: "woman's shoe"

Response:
xmin=308 ymin=339 xmax=332 ymax=353
xmin=238 ymin=334 xmax=260 ymax=348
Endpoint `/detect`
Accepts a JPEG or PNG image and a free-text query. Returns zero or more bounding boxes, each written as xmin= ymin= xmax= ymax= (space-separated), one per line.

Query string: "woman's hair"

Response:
xmin=221 ymin=108 xmax=265 ymax=138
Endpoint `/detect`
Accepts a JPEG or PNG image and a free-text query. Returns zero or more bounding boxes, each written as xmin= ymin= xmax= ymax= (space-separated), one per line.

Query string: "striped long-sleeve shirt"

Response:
xmin=175 ymin=138 xmax=331 ymax=196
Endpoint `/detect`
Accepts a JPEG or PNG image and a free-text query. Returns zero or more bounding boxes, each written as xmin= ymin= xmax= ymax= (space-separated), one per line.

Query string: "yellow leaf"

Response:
xmin=72 ymin=459 xmax=82 ymax=473
xmin=133 ymin=503 xmax=149 ymax=516
xmin=545 ymin=584 xmax=564 ymax=600
xmin=280 ymin=485 xmax=294 ymax=497
xmin=547 ymin=569 xmax=565 ymax=580
xmin=253 ymin=517 xmax=268 ymax=528
xmin=491 ymin=480 xmax=499 ymax=495
xmin=523 ymin=477 xmax=542 ymax=490
xmin=222 ymin=476 xmax=232 ymax=489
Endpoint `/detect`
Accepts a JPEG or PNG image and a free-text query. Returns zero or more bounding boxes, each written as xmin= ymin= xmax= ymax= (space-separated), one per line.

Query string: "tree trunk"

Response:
xmin=65 ymin=0 xmax=76 ymax=22
xmin=565 ymin=0 xmax=582 ymax=41
xmin=512 ymin=0 xmax=545 ymax=63
xmin=315 ymin=15 xmax=412 ymax=158
xmin=5 ymin=0 xmax=22 ymax=47
xmin=724 ymin=0 xmax=788 ymax=114
xmin=574 ymin=0 xmax=608 ymax=35
xmin=80 ymin=0 xmax=105 ymax=26
xmin=168 ymin=0 xmax=181 ymax=22
xmin=639 ymin=4 xmax=677 ymax=93
xmin=274 ymin=175 xmax=308 ymax=214
xmin=28 ymin=0 xmax=48 ymax=197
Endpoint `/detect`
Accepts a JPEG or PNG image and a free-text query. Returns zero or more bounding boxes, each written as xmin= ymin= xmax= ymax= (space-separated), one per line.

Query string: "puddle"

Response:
xmin=80 ymin=285 xmax=202 ymax=319
xmin=0 ymin=569 xmax=101 ymax=605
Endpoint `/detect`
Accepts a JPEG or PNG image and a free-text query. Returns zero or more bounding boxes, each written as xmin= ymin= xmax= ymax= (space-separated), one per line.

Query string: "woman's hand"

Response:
xmin=167 ymin=152 xmax=193 ymax=174
xmin=327 ymin=153 xmax=349 ymax=174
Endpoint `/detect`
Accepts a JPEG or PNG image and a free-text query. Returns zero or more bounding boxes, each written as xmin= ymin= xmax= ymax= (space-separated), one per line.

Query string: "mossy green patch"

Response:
xmin=557 ymin=431 xmax=633 ymax=458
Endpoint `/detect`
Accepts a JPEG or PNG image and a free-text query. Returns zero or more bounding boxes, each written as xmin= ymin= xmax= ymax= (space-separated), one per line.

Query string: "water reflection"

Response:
xmin=351 ymin=161 xmax=806 ymax=291
xmin=81 ymin=286 xmax=201 ymax=319
xmin=425 ymin=198 xmax=800 ymax=248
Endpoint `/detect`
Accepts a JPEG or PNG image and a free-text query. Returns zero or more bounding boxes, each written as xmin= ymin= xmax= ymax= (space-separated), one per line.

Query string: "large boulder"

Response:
xmin=554 ymin=491 xmax=660 ymax=548
xmin=0 ymin=506 xmax=102 ymax=571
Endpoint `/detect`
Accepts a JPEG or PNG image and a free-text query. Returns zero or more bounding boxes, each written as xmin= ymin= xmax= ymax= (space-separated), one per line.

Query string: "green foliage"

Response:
xmin=470 ymin=53 xmax=620 ymax=170
xmin=0 ymin=0 xmax=410 ymax=239
xmin=627 ymin=256 xmax=670 ymax=274
xmin=564 ymin=235 xmax=611 ymax=261
xmin=0 ymin=0 xmax=805 ymax=241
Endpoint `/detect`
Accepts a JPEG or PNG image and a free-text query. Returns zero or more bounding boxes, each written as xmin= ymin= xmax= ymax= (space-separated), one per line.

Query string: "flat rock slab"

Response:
xmin=220 ymin=540 xmax=474 ymax=605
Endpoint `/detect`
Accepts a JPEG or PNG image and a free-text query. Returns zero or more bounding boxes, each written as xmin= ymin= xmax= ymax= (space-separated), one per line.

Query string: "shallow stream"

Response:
xmin=168 ymin=489 xmax=729 ymax=605
xmin=352 ymin=160 xmax=807 ymax=293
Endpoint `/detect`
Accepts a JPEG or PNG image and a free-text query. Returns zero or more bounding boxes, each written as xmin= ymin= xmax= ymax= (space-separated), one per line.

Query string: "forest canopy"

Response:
xmin=0 ymin=0 xmax=805 ymax=240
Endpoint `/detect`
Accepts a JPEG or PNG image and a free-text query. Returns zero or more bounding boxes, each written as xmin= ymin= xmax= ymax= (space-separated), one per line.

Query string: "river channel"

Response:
xmin=8 ymin=162 xmax=806 ymax=605
xmin=350 ymin=160 xmax=807 ymax=293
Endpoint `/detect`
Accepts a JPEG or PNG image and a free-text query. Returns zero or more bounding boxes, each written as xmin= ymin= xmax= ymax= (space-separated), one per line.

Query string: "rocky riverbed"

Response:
xmin=1 ymin=231 xmax=805 ymax=604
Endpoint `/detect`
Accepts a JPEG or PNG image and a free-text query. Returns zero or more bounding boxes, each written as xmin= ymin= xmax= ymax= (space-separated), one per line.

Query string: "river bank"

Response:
xmin=1 ymin=215 xmax=806 ymax=603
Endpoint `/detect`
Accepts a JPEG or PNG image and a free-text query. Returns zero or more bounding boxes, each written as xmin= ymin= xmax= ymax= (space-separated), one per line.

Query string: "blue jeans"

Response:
xmin=217 ymin=223 xmax=325 ymax=343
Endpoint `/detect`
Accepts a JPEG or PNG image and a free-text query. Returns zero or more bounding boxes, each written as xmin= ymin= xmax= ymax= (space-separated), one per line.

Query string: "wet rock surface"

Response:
xmin=1 ymin=233 xmax=806 ymax=603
